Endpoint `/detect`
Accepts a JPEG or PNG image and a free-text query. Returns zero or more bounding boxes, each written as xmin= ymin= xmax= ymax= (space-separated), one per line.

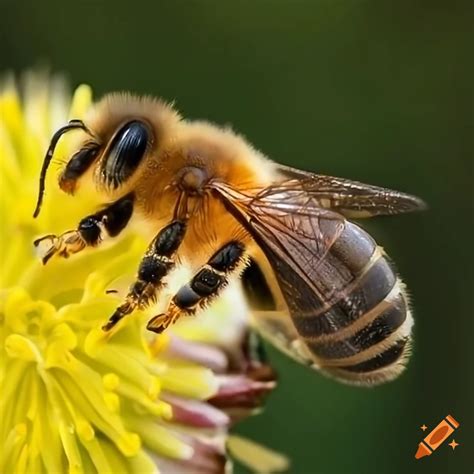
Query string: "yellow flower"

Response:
xmin=0 ymin=72 xmax=280 ymax=473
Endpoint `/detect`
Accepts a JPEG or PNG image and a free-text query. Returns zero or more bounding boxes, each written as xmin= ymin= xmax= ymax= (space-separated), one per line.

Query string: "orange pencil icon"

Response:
xmin=415 ymin=415 xmax=460 ymax=459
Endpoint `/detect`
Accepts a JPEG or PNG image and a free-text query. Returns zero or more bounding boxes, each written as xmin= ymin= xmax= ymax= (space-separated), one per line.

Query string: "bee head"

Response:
xmin=34 ymin=121 xmax=155 ymax=221
xmin=33 ymin=94 xmax=179 ymax=218
xmin=56 ymin=118 xmax=153 ymax=195
xmin=33 ymin=119 xmax=151 ymax=218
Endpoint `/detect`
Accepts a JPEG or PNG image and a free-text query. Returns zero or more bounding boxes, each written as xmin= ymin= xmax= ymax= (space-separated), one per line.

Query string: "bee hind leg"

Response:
xmin=33 ymin=193 xmax=134 ymax=265
xmin=147 ymin=240 xmax=247 ymax=334
xmin=102 ymin=219 xmax=187 ymax=331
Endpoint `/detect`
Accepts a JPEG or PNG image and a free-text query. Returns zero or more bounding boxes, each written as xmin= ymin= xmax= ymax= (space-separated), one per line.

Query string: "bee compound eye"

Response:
xmin=104 ymin=120 xmax=150 ymax=188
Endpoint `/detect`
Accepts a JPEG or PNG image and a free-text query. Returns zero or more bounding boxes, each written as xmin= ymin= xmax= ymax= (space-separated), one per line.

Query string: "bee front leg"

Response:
xmin=147 ymin=241 xmax=247 ymax=333
xmin=102 ymin=220 xmax=187 ymax=331
xmin=34 ymin=193 xmax=134 ymax=265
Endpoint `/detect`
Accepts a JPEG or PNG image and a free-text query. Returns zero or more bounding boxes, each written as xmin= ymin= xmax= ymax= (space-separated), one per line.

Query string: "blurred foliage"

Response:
xmin=1 ymin=0 xmax=472 ymax=473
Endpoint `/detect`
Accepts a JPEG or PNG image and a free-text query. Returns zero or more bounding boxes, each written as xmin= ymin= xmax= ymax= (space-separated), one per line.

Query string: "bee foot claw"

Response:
xmin=146 ymin=314 xmax=169 ymax=334
xmin=33 ymin=231 xmax=85 ymax=264
xmin=34 ymin=235 xmax=60 ymax=264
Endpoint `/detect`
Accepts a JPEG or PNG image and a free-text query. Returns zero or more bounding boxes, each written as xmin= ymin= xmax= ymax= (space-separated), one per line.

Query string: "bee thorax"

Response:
xmin=177 ymin=166 xmax=208 ymax=195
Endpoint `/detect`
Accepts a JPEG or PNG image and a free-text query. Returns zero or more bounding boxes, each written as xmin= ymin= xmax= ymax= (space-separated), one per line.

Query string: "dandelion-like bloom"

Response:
xmin=0 ymin=72 xmax=280 ymax=473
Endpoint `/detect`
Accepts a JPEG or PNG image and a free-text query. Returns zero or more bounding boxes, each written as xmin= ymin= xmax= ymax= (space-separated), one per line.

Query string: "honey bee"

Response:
xmin=33 ymin=94 xmax=425 ymax=386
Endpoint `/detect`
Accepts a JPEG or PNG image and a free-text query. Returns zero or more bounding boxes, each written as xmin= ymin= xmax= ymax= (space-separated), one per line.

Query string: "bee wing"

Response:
xmin=212 ymin=179 xmax=347 ymax=307
xmin=211 ymin=180 xmax=349 ymax=364
xmin=275 ymin=163 xmax=426 ymax=218
xmin=212 ymin=179 xmax=411 ymax=384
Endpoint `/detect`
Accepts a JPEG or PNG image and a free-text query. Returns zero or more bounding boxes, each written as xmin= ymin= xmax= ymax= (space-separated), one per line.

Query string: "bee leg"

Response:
xmin=147 ymin=240 xmax=246 ymax=333
xmin=33 ymin=193 xmax=134 ymax=265
xmin=102 ymin=220 xmax=187 ymax=331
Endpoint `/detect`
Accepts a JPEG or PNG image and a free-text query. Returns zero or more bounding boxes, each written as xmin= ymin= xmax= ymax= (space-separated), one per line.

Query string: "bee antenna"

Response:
xmin=33 ymin=119 xmax=89 ymax=218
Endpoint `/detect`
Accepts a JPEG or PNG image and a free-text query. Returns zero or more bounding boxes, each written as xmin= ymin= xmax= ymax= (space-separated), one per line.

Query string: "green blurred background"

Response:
xmin=1 ymin=0 xmax=472 ymax=472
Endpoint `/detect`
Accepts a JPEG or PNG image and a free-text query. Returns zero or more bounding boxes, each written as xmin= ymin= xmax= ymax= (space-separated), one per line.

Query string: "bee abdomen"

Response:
xmin=311 ymin=277 xmax=412 ymax=385
xmin=311 ymin=282 xmax=412 ymax=385
xmin=289 ymin=222 xmax=413 ymax=385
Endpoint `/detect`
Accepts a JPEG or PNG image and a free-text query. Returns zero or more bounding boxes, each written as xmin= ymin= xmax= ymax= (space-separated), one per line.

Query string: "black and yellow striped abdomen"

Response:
xmin=288 ymin=221 xmax=413 ymax=386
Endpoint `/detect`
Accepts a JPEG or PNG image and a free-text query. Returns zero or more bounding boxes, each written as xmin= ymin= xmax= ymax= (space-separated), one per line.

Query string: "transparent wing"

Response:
xmin=275 ymin=164 xmax=426 ymax=218
xmin=212 ymin=180 xmax=348 ymax=306
xmin=212 ymin=180 xmax=351 ymax=366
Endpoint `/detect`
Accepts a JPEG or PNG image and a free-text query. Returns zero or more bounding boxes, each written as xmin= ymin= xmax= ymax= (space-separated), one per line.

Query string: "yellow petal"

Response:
xmin=69 ymin=84 xmax=93 ymax=120
xmin=158 ymin=366 xmax=218 ymax=400
xmin=5 ymin=334 xmax=41 ymax=362
xmin=227 ymin=435 xmax=290 ymax=473
xmin=127 ymin=416 xmax=193 ymax=461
